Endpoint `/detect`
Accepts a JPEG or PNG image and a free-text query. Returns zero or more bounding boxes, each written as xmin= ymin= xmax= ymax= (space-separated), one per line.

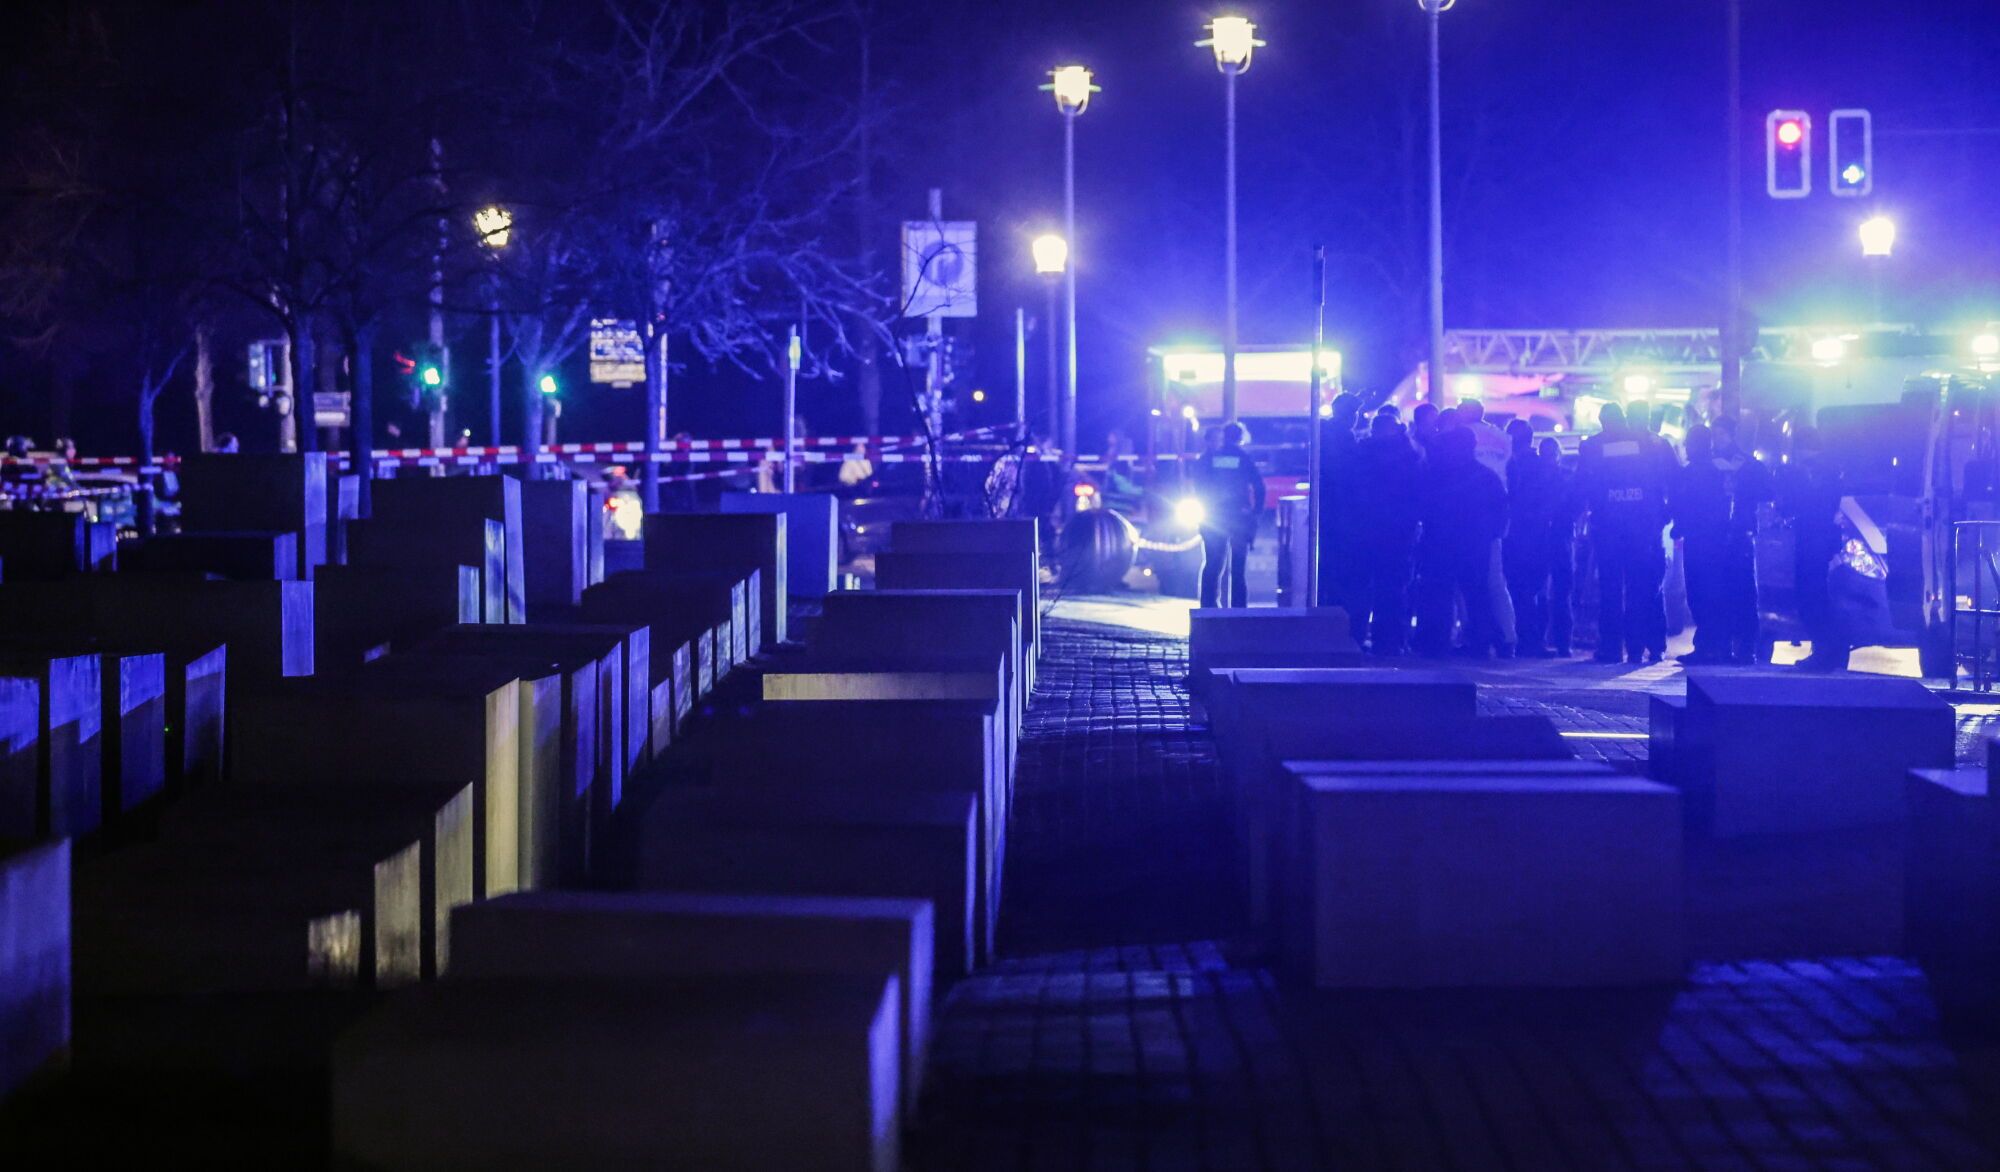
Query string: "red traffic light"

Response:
xmin=1776 ymin=120 xmax=1804 ymax=147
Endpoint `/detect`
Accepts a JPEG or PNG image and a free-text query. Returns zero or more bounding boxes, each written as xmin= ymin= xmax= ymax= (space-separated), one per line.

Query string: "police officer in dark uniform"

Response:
xmin=1579 ymin=403 xmax=1674 ymax=663
xmin=1675 ymin=420 xmax=1774 ymax=663
xmin=1780 ymin=425 xmax=1848 ymax=670
xmin=1541 ymin=438 xmax=1583 ymax=656
xmin=1192 ymin=421 xmax=1266 ymax=608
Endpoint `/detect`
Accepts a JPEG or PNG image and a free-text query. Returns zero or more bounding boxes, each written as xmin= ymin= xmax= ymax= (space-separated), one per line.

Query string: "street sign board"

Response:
xmin=590 ymin=319 xmax=645 ymax=386
xmin=313 ymin=391 xmax=351 ymax=429
xmin=249 ymin=339 xmax=290 ymax=390
xmin=901 ymin=221 xmax=978 ymax=318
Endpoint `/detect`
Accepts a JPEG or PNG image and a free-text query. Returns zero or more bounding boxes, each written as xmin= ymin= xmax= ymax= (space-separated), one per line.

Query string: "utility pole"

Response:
xmin=428 ymin=136 xmax=449 ymax=449
xmin=783 ymin=325 xmax=801 ymax=494
xmin=925 ymin=188 xmax=945 ymax=440
xmin=1013 ymin=307 xmax=1028 ymax=434
xmin=1720 ymin=0 xmax=1744 ymax=423
xmin=1307 ymin=246 xmax=1327 ymax=607
xmin=1424 ymin=0 xmax=1449 ymax=406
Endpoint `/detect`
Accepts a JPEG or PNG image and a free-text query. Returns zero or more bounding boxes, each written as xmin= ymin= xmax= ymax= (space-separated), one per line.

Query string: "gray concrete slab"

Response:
xmin=121 ymin=530 xmax=298 ymax=581
xmin=639 ymin=787 xmax=979 ymax=981
xmin=371 ymin=475 xmax=527 ymax=622
xmin=0 ymin=838 xmax=68 ymax=1100
xmin=644 ymin=511 xmax=787 ymax=647
xmin=176 ymin=453 xmax=328 ymax=578
xmin=722 ymin=491 xmax=838 ymax=599
xmin=1282 ymin=767 xmax=1683 ymax=988
xmin=517 ymin=479 xmax=588 ymax=613
xmin=1685 ymin=671 xmax=1954 ymax=836
xmin=332 ymin=974 xmax=900 ymax=1172
xmin=451 ymin=890 xmax=933 ymax=1110
xmin=314 ymin=562 xmax=483 ymax=672
xmin=0 ymin=648 xmax=99 ymax=840
xmin=349 ymin=516 xmax=508 ymax=625
xmin=718 ymin=698 xmax=1005 ymax=965
xmin=0 ymin=510 xmax=116 ymax=580
xmin=874 ymin=549 xmax=1040 ymax=689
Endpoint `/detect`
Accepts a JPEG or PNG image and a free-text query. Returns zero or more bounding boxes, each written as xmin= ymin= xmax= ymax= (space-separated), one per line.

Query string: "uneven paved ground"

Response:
xmin=911 ymin=596 xmax=2000 ymax=1171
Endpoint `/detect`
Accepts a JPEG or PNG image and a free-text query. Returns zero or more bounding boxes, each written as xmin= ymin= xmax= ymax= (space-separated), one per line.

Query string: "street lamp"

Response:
xmin=1859 ymin=215 xmax=1896 ymax=258
xmin=1031 ymin=233 xmax=1068 ymax=442
xmin=1042 ymin=65 xmax=1098 ymax=457
xmin=1199 ymin=16 xmax=1264 ymax=426
xmin=473 ymin=205 xmax=513 ymax=448
xmin=1417 ymin=0 xmax=1456 ymax=403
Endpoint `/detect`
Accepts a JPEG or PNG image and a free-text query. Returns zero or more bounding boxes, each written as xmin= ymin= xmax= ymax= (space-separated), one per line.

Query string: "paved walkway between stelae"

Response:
xmin=910 ymin=596 xmax=2000 ymax=1172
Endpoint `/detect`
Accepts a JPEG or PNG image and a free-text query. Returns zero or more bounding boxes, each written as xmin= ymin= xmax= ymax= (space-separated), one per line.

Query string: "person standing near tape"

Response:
xmin=1191 ymin=421 xmax=1267 ymax=608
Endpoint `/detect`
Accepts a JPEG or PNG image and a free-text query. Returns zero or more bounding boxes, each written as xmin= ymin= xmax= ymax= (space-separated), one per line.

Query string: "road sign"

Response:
xmin=313 ymin=391 xmax=351 ymax=429
xmin=590 ymin=319 xmax=645 ymax=386
xmin=901 ymin=221 xmax=978 ymax=318
xmin=248 ymin=339 xmax=289 ymax=390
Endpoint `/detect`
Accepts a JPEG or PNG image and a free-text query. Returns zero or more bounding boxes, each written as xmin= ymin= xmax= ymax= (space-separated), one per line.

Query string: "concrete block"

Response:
xmin=170 ymin=642 xmax=227 ymax=792
xmin=872 ymin=549 xmax=1041 ymax=694
xmin=1907 ymin=767 xmax=2000 ymax=1029
xmin=175 ymin=453 xmax=327 ymax=578
xmin=1283 ymin=766 xmax=1682 ymax=987
xmin=518 ymin=479 xmax=588 ymax=613
xmin=1205 ymin=667 xmax=1477 ymax=780
xmin=1647 ymin=693 xmax=1688 ymax=786
xmin=372 ymin=475 xmax=527 ymax=622
xmin=333 ymin=974 xmax=900 ymax=1172
xmin=581 ymin=571 xmax=742 ymax=703
xmin=98 ymin=649 xmax=167 ymax=820
xmin=639 ymin=788 xmax=979 ymax=981
xmin=451 ymin=890 xmax=933 ymax=1109
xmin=76 ymin=781 xmax=474 ymax=991
xmin=585 ymin=486 xmax=607 ymax=586
xmin=233 ymin=663 xmax=531 ymax=899
xmin=762 ymin=651 xmax=1008 ymax=707
xmin=0 ymin=671 xmax=40 ymax=841
xmin=122 ymin=531 xmax=298 ymax=580
xmin=350 ymin=516 xmax=507 ymax=625
xmin=329 ymin=472 xmax=362 ymax=565
xmin=888 ymin=519 xmax=1040 ymax=559
xmin=1228 ymin=714 xmax=1575 ymax=931
xmin=0 ymin=649 xmax=99 ymax=839
xmin=814 ymin=589 xmax=1023 ymax=782
xmin=722 ymin=491 xmax=838 ymax=599
xmin=0 ymin=510 xmax=116 ymax=580
xmin=0 ymin=838 xmax=69 ymax=1098
xmin=0 ymin=579 xmax=312 ymax=697
xmin=644 ymin=512 xmax=787 ymax=646
xmin=718 ymin=699 xmax=1005 ymax=964
xmin=315 ymin=563 xmax=483 ymax=672
xmin=1685 ymin=673 xmax=1953 ymax=836
xmin=1187 ymin=607 xmax=1364 ymax=685
xmin=415 ymin=627 xmax=635 ymax=886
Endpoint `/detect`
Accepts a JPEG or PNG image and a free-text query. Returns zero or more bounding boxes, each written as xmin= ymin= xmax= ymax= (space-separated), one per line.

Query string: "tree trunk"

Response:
xmin=193 ymin=323 xmax=216 ymax=452
xmin=518 ymin=317 xmax=545 ymax=457
xmin=641 ymin=320 xmax=665 ymax=513
xmin=349 ymin=319 xmax=376 ymax=517
xmin=285 ymin=315 xmax=315 ymax=453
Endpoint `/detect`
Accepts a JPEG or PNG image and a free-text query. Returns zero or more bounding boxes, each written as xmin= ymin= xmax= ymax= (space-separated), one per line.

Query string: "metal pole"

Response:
xmin=1720 ymin=0 xmax=1743 ymax=422
xmin=1425 ymin=3 xmax=1448 ymax=405
xmin=1014 ymin=307 xmax=1028 ymax=433
xmin=1062 ymin=112 xmax=1079 ymax=458
xmin=926 ymin=188 xmax=945 ymax=441
xmin=783 ymin=324 xmax=800 ymax=494
xmin=1307 ymin=246 xmax=1326 ymax=607
xmin=1223 ymin=66 xmax=1240 ymax=425
xmin=1044 ymin=281 xmax=1060 ymax=441
xmin=429 ymin=136 xmax=449 ymax=449
xmin=488 ymin=296 xmax=503 ymax=449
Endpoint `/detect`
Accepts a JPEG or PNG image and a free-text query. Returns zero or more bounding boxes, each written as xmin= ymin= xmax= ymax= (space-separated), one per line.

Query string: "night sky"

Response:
xmin=2 ymin=0 xmax=1996 ymax=451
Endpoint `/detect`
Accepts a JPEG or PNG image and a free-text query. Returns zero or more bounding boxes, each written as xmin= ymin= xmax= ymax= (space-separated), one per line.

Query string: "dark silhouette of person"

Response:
xmin=1192 ymin=421 xmax=1266 ymax=608
xmin=1779 ymin=424 xmax=1849 ymax=670
xmin=1579 ymin=403 xmax=1675 ymax=664
xmin=1502 ymin=419 xmax=1558 ymax=656
xmin=1414 ymin=426 xmax=1507 ymax=656
xmin=1541 ymin=437 xmax=1582 ymax=656
xmin=1316 ymin=393 xmax=1365 ymax=619
xmin=1350 ymin=408 xmax=1423 ymax=654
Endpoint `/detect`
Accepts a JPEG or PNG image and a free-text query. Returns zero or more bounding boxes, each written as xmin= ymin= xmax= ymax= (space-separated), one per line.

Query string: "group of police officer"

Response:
xmin=1188 ymin=394 xmax=1809 ymax=667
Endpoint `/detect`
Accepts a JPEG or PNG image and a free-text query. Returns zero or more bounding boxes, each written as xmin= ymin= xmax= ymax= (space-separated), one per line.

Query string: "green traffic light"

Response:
xmin=1841 ymin=163 xmax=1866 ymax=186
xmin=538 ymin=373 xmax=559 ymax=395
xmin=420 ymin=365 xmax=443 ymax=387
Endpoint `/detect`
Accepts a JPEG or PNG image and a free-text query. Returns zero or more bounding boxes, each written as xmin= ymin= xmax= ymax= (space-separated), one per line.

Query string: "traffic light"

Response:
xmin=537 ymin=372 xmax=559 ymax=396
xmin=1766 ymin=110 xmax=1812 ymax=199
xmin=1829 ymin=108 xmax=1872 ymax=197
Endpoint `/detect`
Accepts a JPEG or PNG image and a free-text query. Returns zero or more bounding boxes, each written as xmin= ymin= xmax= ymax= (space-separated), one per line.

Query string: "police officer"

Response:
xmin=1503 ymin=420 xmax=1557 ymax=656
xmin=1540 ymin=438 xmax=1583 ymax=656
xmin=1192 ymin=421 xmax=1266 ymax=608
xmin=1675 ymin=421 xmax=1773 ymax=663
xmin=1781 ymin=425 xmax=1848 ymax=670
xmin=1579 ymin=403 xmax=1674 ymax=664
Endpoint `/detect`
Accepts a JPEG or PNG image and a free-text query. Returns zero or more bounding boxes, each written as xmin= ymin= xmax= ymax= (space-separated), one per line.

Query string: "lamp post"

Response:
xmin=1418 ymin=0 xmax=1455 ymax=404
xmin=1859 ymin=215 xmax=1895 ymax=323
xmin=1032 ymin=233 xmax=1068 ymax=445
xmin=473 ymin=205 xmax=512 ymax=451
xmin=1200 ymin=17 xmax=1264 ymax=425
xmin=1043 ymin=66 xmax=1097 ymax=458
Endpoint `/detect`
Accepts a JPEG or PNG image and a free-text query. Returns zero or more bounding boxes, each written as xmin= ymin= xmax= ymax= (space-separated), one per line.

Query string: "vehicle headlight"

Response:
xmin=1174 ymin=497 xmax=1206 ymax=527
xmin=1837 ymin=536 xmax=1888 ymax=581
